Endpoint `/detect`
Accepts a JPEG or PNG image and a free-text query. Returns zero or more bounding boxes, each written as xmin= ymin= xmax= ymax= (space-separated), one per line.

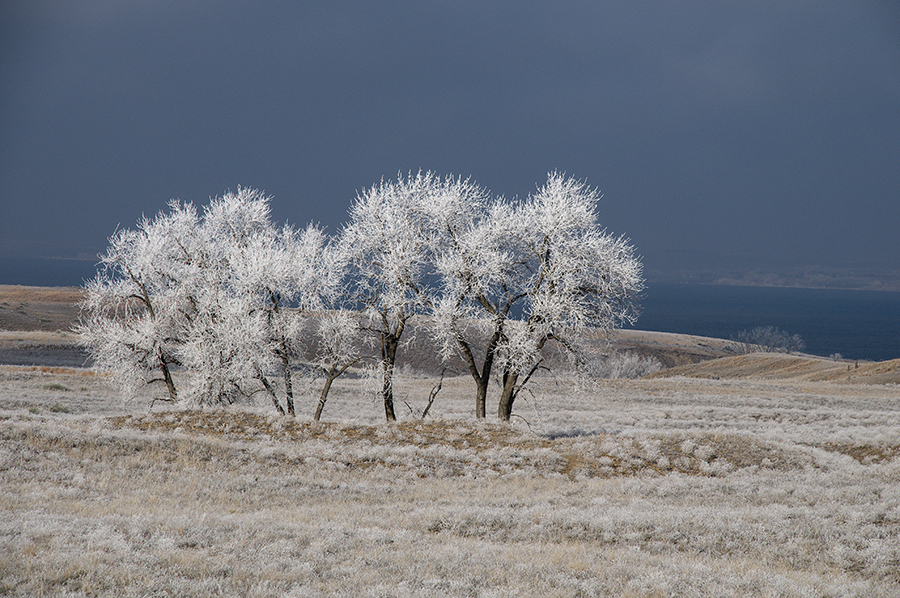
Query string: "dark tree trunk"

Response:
xmin=497 ymin=369 xmax=518 ymax=421
xmin=375 ymin=310 xmax=407 ymax=423
xmin=475 ymin=377 xmax=489 ymax=419
xmin=314 ymin=373 xmax=336 ymax=422
xmin=498 ymin=349 xmax=545 ymax=421
xmin=280 ymin=349 xmax=295 ymax=417
xmin=314 ymin=358 xmax=357 ymax=421
xmin=381 ymin=334 xmax=398 ymax=421
xmin=497 ymin=329 xmax=550 ymax=421
xmin=157 ymin=348 xmax=178 ymax=402
xmin=369 ymin=310 xmax=406 ymax=422
xmin=456 ymin=323 xmax=502 ymax=419
xmin=267 ymin=292 xmax=293 ymax=416
xmin=258 ymin=372 xmax=285 ymax=415
xmin=160 ymin=362 xmax=178 ymax=402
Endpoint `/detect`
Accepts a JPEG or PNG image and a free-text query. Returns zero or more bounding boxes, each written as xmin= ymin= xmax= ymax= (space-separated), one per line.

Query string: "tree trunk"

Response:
xmin=456 ymin=325 xmax=501 ymax=419
xmin=160 ymin=361 xmax=178 ymax=402
xmin=314 ymin=373 xmax=336 ymax=421
xmin=498 ymin=351 xmax=544 ymax=421
xmin=475 ymin=377 xmax=489 ymax=419
xmin=380 ymin=332 xmax=399 ymax=421
xmin=376 ymin=311 xmax=404 ymax=422
xmin=280 ymin=350 xmax=295 ymax=417
xmin=382 ymin=357 xmax=397 ymax=422
xmin=157 ymin=347 xmax=178 ymax=402
xmin=457 ymin=340 xmax=488 ymax=419
xmin=497 ymin=369 xmax=518 ymax=421
xmin=314 ymin=358 xmax=357 ymax=421
xmin=258 ymin=372 xmax=285 ymax=416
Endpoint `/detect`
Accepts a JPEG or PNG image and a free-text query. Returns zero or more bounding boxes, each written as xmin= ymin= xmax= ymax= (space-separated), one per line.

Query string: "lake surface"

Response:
xmin=632 ymin=283 xmax=900 ymax=362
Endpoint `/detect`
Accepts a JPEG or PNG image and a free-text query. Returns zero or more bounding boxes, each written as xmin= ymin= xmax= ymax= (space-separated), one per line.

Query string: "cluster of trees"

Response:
xmin=77 ymin=172 xmax=644 ymax=422
xmin=730 ymin=326 xmax=805 ymax=354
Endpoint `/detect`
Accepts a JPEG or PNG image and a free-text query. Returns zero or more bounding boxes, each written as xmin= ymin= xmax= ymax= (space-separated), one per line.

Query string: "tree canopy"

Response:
xmin=78 ymin=173 xmax=644 ymax=422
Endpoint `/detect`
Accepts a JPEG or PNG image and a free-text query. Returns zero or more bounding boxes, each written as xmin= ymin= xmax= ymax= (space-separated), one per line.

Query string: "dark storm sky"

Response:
xmin=2 ymin=1 xmax=899 ymax=288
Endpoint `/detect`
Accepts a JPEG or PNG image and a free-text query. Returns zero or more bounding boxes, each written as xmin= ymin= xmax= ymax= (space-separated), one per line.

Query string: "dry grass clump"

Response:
xmin=102 ymin=409 xmax=809 ymax=481
xmin=818 ymin=441 xmax=900 ymax=465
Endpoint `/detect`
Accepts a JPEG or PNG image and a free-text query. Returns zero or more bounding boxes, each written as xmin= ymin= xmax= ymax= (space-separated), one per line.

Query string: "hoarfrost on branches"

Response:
xmin=337 ymin=171 xmax=471 ymax=421
xmin=493 ymin=173 xmax=643 ymax=420
xmin=75 ymin=199 xmax=202 ymax=403
xmin=79 ymin=172 xmax=644 ymax=423
xmin=78 ymin=188 xmax=340 ymax=414
xmin=312 ymin=310 xmax=364 ymax=421
xmin=431 ymin=172 xmax=644 ymax=420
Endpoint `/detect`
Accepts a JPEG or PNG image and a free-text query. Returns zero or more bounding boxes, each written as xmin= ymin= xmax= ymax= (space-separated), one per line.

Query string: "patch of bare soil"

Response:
xmin=646 ymin=352 xmax=900 ymax=384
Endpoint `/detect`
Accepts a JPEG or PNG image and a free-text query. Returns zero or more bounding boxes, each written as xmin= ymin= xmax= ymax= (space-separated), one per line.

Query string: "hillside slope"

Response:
xmin=647 ymin=352 xmax=900 ymax=385
xmin=0 ymin=285 xmax=84 ymax=332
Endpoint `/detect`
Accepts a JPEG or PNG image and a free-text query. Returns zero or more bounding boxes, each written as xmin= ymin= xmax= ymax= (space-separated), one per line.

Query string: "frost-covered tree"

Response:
xmin=427 ymin=173 xmax=643 ymax=421
xmin=78 ymin=188 xmax=339 ymax=414
xmin=75 ymin=200 xmax=202 ymax=403
xmin=428 ymin=185 xmax=513 ymax=418
xmin=185 ymin=190 xmax=339 ymax=414
xmin=431 ymin=173 xmax=643 ymax=421
xmin=492 ymin=173 xmax=644 ymax=420
xmin=432 ymin=173 xmax=643 ymax=420
xmin=338 ymin=172 xmax=448 ymax=421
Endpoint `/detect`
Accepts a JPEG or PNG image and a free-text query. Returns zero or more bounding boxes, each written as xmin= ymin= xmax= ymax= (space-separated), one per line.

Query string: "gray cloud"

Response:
xmin=2 ymin=1 xmax=898 ymax=288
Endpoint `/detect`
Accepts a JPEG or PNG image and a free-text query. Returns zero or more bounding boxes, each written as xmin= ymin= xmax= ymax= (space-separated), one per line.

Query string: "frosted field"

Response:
xmin=1 ymin=365 xmax=899 ymax=597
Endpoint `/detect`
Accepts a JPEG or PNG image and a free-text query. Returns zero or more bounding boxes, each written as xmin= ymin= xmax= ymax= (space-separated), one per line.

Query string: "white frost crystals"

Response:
xmin=76 ymin=188 xmax=340 ymax=415
xmin=428 ymin=172 xmax=644 ymax=420
xmin=78 ymin=173 xmax=644 ymax=421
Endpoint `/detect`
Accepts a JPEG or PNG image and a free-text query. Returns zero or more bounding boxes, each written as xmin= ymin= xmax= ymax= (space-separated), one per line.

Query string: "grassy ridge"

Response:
xmin=649 ymin=353 xmax=900 ymax=384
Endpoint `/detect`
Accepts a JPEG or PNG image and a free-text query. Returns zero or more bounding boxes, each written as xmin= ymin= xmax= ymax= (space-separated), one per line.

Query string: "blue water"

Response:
xmin=632 ymin=283 xmax=900 ymax=362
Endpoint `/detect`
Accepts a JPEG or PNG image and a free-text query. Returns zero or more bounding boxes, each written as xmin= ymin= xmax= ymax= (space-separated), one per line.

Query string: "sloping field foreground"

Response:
xmin=1 ymin=365 xmax=900 ymax=597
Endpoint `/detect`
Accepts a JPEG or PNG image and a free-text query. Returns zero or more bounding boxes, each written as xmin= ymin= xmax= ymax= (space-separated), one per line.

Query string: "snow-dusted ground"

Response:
xmin=2 ymin=365 xmax=899 ymax=597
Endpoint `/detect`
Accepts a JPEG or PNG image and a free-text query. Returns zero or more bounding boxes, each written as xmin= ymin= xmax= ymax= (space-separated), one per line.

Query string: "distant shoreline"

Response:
xmin=3 ymin=283 xmax=899 ymax=362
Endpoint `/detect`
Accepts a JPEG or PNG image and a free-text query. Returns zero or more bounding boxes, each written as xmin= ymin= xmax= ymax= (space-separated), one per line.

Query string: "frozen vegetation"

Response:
xmin=1 ymin=365 xmax=899 ymax=597
xmin=75 ymin=174 xmax=643 ymax=422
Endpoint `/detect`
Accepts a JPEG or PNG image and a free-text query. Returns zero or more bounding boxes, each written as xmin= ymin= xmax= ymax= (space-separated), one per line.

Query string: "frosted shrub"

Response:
xmin=583 ymin=351 xmax=662 ymax=379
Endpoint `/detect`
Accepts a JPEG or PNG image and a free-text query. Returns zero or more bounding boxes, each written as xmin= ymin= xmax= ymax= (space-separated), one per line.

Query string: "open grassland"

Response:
xmin=1 ymin=365 xmax=899 ymax=597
